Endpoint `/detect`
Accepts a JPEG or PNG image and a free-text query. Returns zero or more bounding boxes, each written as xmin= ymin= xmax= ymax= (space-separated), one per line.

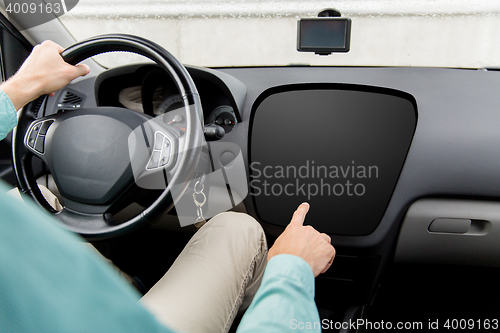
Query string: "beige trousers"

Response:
xmin=141 ymin=212 xmax=268 ymax=333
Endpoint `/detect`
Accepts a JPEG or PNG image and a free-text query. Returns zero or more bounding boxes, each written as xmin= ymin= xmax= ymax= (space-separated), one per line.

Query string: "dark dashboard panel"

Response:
xmin=250 ymin=85 xmax=416 ymax=235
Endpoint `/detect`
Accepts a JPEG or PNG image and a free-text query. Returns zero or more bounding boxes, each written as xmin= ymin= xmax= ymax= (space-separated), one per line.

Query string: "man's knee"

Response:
xmin=202 ymin=212 xmax=267 ymax=256
xmin=208 ymin=212 xmax=264 ymax=238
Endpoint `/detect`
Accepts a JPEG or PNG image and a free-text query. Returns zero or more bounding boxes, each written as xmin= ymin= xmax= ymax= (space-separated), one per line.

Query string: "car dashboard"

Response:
xmin=41 ymin=63 xmax=500 ymax=308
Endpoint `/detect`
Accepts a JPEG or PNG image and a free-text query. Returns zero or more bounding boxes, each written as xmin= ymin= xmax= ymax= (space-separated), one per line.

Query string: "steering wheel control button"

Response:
xmin=26 ymin=120 xmax=54 ymax=153
xmin=39 ymin=120 xmax=54 ymax=135
xmin=28 ymin=129 xmax=38 ymax=148
xmin=428 ymin=218 xmax=471 ymax=234
xmin=34 ymin=136 xmax=45 ymax=154
xmin=147 ymin=151 xmax=161 ymax=169
xmin=154 ymin=132 xmax=164 ymax=150
xmin=159 ymin=148 xmax=170 ymax=167
xmin=146 ymin=131 xmax=172 ymax=170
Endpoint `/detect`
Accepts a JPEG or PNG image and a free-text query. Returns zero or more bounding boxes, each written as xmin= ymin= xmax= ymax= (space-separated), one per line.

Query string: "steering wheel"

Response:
xmin=12 ymin=34 xmax=203 ymax=240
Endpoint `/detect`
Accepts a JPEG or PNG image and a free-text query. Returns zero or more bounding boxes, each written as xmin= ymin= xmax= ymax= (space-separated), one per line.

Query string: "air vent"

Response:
xmin=61 ymin=92 xmax=82 ymax=104
xmin=57 ymin=89 xmax=85 ymax=111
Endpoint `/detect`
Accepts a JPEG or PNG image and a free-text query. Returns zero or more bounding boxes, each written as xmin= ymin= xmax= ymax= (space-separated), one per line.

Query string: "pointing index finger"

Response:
xmin=290 ymin=202 xmax=310 ymax=227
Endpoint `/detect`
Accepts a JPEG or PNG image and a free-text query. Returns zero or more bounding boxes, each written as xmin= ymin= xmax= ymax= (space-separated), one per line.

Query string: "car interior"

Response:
xmin=1 ymin=1 xmax=500 ymax=332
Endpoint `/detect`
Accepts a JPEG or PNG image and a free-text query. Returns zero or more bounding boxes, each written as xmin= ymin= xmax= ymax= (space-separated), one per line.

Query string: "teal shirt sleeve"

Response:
xmin=237 ymin=254 xmax=321 ymax=333
xmin=0 ymin=181 xmax=175 ymax=333
xmin=0 ymin=89 xmax=18 ymax=140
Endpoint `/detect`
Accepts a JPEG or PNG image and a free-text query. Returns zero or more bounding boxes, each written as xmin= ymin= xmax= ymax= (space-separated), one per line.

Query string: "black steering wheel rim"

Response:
xmin=12 ymin=34 xmax=204 ymax=240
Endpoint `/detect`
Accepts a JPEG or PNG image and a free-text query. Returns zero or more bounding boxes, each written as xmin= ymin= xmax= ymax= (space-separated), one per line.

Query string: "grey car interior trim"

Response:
xmin=395 ymin=198 xmax=498 ymax=266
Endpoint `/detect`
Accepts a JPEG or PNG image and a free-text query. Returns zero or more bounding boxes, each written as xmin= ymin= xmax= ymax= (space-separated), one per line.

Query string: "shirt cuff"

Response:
xmin=0 ymin=89 xmax=18 ymax=140
xmin=265 ymin=254 xmax=315 ymax=298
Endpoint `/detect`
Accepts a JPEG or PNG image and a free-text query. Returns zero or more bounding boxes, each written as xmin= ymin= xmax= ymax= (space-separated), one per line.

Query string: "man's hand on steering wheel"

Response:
xmin=0 ymin=40 xmax=90 ymax=110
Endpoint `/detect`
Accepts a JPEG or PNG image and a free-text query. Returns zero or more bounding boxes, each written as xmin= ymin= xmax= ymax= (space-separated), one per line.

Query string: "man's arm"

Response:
xmin=0 ymin=40 xmax=89 ymax=110
xmin=0 ymin=41 xmax=89 ymax=140
xmin=237 ymin=203 xmax=335 ymax=332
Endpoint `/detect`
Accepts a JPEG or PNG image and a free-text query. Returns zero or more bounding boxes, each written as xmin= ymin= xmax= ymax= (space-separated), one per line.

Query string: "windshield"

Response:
xmin=59 ymin=0 xmax=500 ymax=69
